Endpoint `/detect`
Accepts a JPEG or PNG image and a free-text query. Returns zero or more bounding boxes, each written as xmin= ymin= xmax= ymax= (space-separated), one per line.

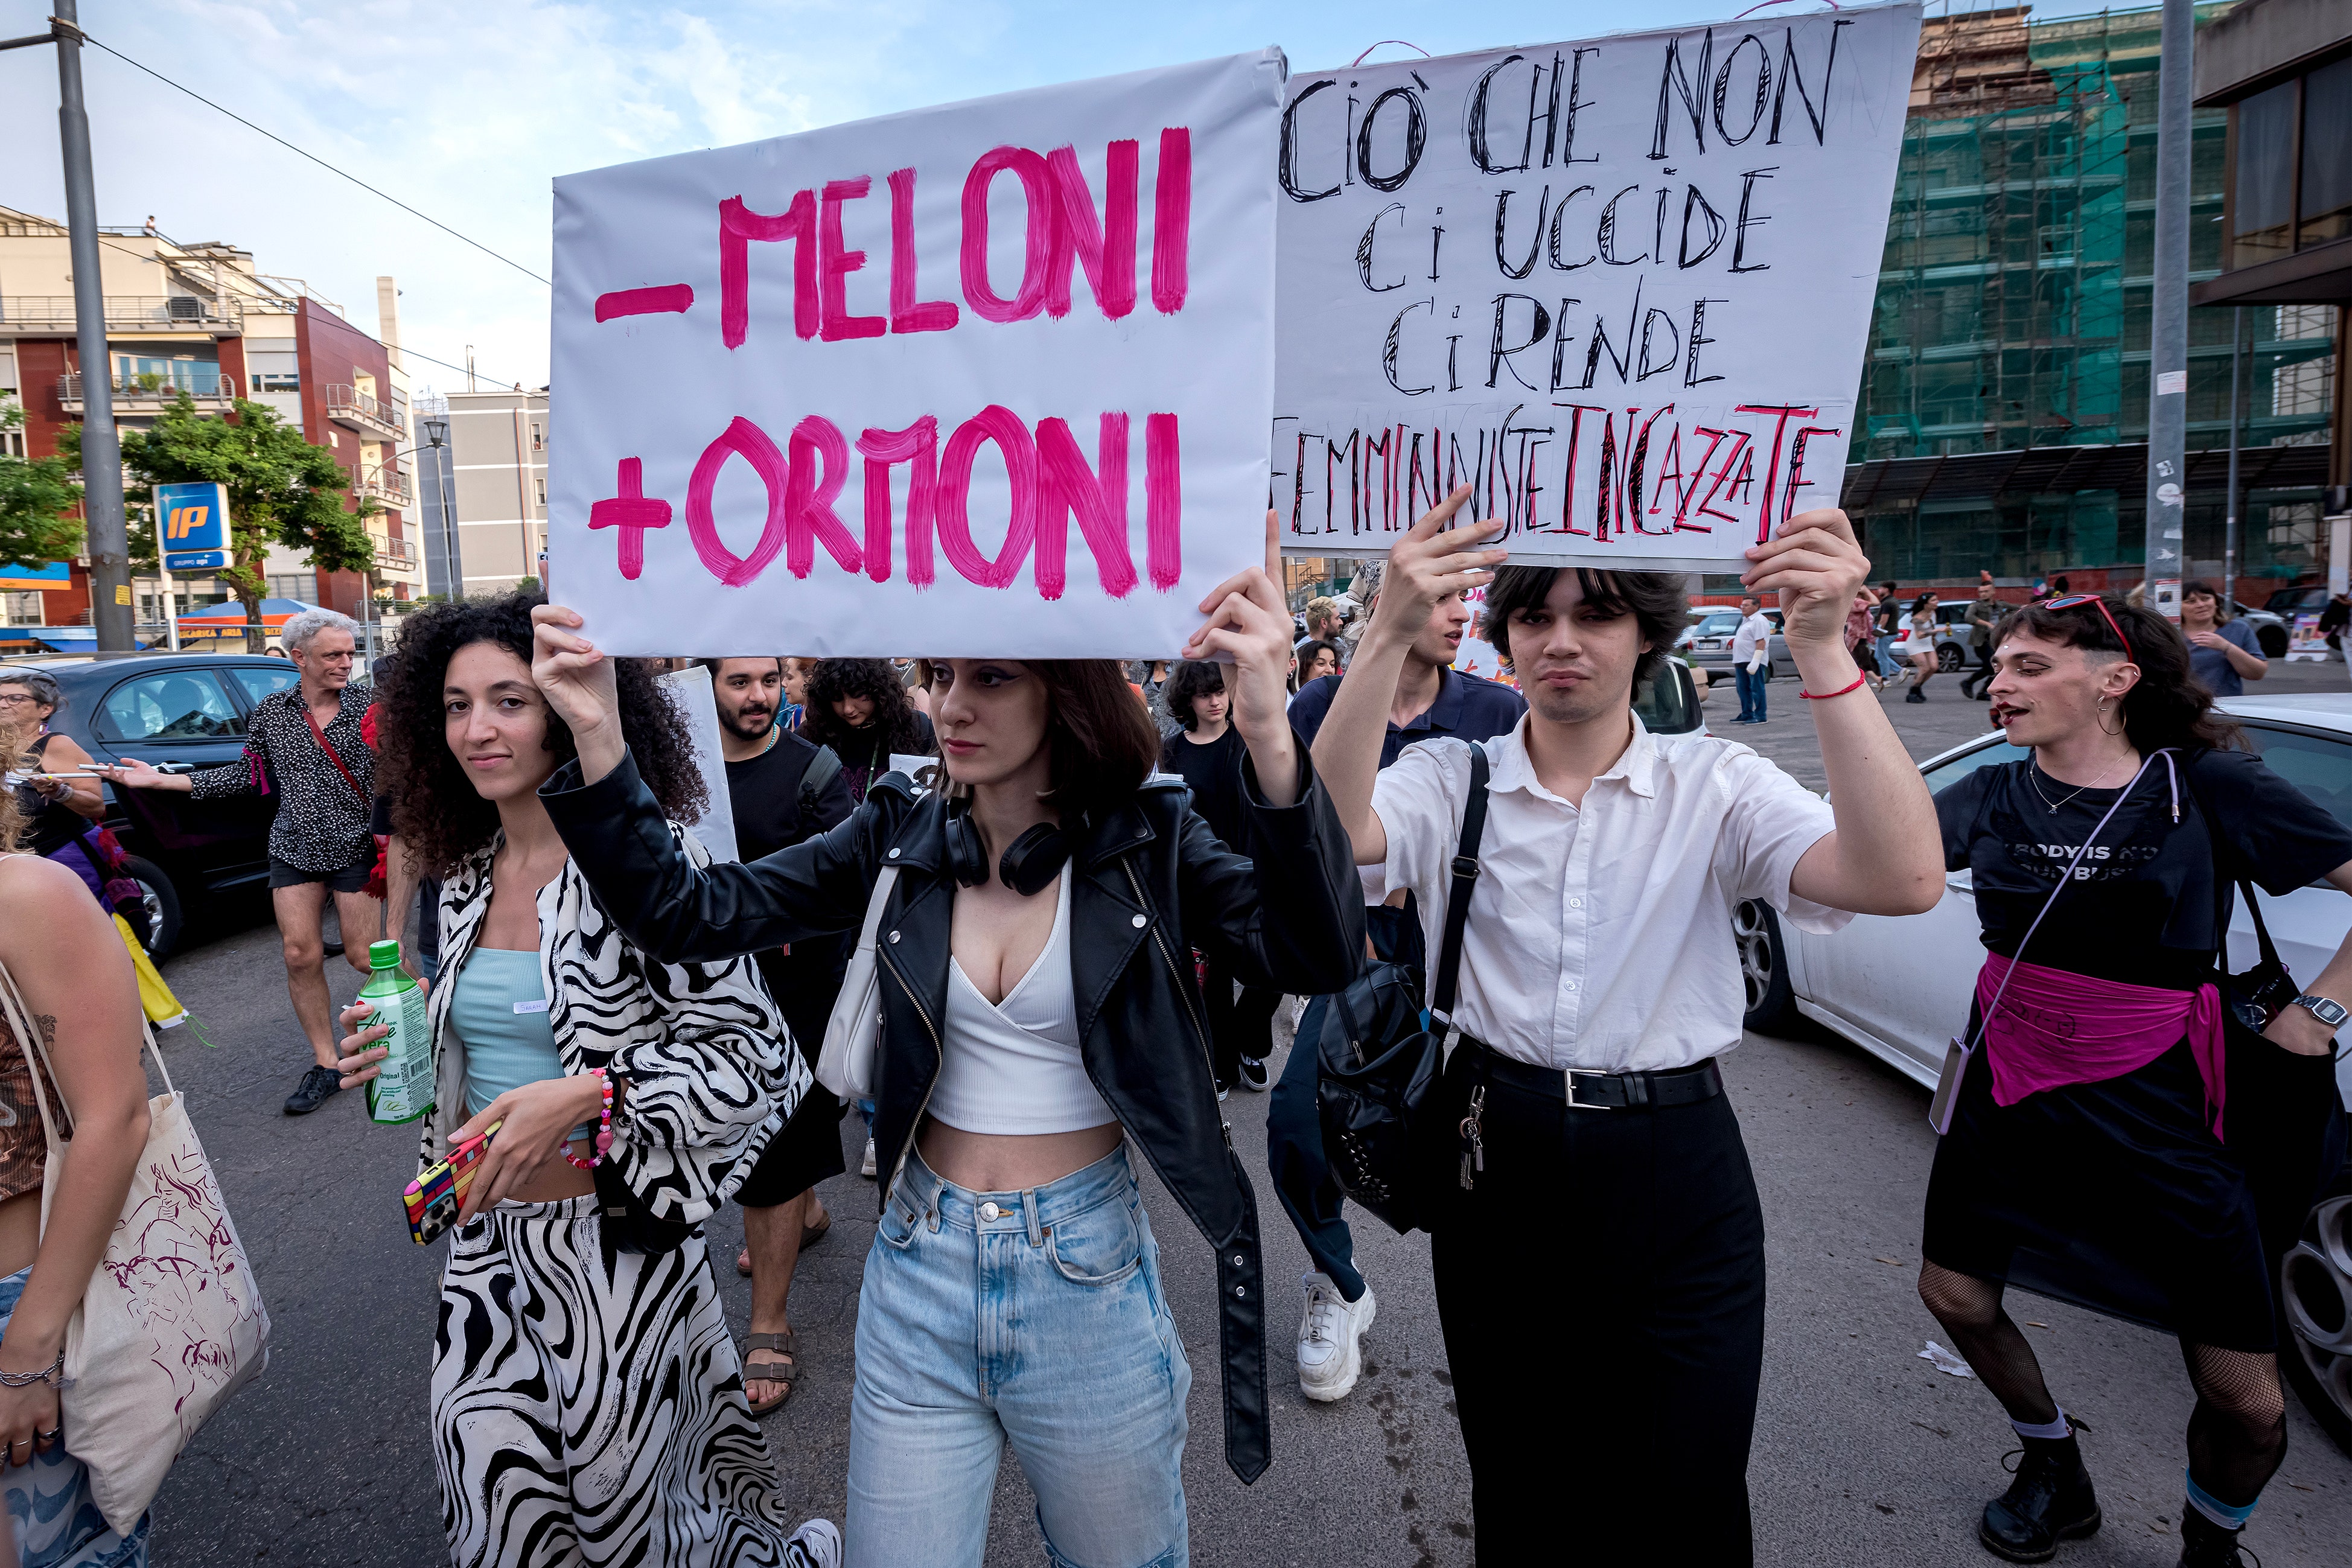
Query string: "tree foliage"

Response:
xmin=0 ymin=401 xmax=81 ymax=570
xmin=63 ymin=395 xmax=373 ymax=625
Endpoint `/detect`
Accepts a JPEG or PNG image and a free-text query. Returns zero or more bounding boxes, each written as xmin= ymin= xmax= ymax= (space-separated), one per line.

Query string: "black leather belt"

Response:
xmin=1468 ymin=1041 xmax=1725 ymax=1111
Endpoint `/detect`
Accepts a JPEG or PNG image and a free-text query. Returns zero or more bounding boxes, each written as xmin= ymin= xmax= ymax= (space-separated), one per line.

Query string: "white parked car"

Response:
xmin=1735 ymin=692 xmax=2352 ymax=1453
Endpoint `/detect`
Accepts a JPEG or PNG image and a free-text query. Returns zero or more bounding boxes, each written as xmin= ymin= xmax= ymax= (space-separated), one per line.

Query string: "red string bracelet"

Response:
xmin=561 ymin=1069 xmax=616 ymax=1170
xmin=1798 ymin=671 xmax=1869 ymax=701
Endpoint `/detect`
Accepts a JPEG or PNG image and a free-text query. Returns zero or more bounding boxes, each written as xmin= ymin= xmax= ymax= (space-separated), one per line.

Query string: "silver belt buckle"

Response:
xmin=1564 ymin=1069 xmax=1615 ymax=1111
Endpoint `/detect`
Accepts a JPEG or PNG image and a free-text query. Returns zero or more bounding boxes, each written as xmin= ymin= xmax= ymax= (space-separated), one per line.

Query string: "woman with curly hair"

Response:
xmin=800 ymin=658 xmax=935 ymax=804
xmin=334 ymin=593 xmax=837 ymax=1568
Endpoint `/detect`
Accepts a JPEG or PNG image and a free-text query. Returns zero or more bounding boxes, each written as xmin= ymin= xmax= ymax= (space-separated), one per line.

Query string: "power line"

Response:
xmin=78 ymin=32 xmax=552 ymax=287
xmin=83 ymin=234 xmax=537 ymax=390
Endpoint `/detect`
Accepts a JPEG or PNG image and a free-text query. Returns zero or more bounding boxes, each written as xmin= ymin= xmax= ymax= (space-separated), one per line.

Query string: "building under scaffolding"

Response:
xmin=1844 ymin=2 xmax=2336 ymax=590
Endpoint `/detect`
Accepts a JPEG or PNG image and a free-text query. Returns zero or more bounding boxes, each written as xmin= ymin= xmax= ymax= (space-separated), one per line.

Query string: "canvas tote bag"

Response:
xmin=0 ymin=955 xmax=270 ymax=1535
xmin=815 ymin=867 xmax=899 ymax=1101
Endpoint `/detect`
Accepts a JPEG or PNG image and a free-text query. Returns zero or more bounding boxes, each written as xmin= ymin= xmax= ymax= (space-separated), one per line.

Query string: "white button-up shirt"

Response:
xmin=1366 ymin=713 xmax=1848 ymax=1072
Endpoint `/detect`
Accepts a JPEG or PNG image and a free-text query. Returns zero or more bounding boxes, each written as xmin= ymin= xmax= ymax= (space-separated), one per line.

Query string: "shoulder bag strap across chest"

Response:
xmin=299 ymin=696 xmax=371 ymax=809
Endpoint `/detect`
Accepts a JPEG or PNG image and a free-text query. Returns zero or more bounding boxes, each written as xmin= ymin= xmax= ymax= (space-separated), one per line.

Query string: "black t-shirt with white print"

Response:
xmin=1936 ymin=747 xmax=2352 ymax=990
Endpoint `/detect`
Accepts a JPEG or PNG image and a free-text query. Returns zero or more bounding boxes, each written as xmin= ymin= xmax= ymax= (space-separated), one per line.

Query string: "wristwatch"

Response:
xmin=2289 ymin=994 xmax=2348 ymax=1030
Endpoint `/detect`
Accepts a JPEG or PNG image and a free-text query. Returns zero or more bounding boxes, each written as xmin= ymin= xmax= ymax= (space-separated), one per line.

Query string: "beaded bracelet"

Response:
xmin=561 ymin=1069 xmax=617 ymax=1170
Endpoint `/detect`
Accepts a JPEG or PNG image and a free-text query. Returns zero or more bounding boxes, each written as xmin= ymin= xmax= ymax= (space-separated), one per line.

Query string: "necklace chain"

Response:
xmin=2029 ymin=754 xmax=2128 ymax=813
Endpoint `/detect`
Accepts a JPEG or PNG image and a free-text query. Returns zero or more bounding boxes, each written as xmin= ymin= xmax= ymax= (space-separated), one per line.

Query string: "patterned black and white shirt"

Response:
xmin=189 ymin=681 xmax=375 ymax=872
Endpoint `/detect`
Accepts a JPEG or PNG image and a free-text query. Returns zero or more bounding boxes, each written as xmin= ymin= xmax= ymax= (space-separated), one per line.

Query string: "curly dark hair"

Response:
xmin=1993 ymin=595 xmax=2242 ymax=754
xmin=802 ymin=659 xmax=931 ymax=760
xmin=1162 ymin=660 xmax=1227 ymax=731
xmin=374 ymin=591 xmax=709 ymax=878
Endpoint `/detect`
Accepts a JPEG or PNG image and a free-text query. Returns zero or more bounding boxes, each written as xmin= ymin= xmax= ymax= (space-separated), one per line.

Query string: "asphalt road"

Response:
xmin=142 ymin=664 xmax=2352 ymax=1567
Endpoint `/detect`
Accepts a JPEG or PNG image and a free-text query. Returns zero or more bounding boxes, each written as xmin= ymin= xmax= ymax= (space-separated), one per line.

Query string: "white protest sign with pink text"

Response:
xmin=1274 ymin=4 xmax=1921 ymax=569
xmin=549 ymin=51 xmax=1284 ymax=656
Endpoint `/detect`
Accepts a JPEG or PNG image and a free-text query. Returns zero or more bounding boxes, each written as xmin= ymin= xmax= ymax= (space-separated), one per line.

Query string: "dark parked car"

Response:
xmin=4 ymin=651 xmax=304 ymax=957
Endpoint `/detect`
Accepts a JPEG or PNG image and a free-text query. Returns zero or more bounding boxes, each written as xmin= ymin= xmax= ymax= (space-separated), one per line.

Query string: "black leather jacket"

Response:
xmin=539 ymin=748 xmax=1365 ymax=1482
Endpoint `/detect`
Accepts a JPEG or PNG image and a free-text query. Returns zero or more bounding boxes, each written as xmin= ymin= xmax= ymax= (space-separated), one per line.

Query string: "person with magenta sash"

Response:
xmin=1919 ymin=592 xmax=2352 ymax=1568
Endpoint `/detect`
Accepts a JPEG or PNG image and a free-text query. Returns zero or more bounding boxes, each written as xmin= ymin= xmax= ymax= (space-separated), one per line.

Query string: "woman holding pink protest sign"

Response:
xmin=527 ymin=517 xmax=1363 ymax=1567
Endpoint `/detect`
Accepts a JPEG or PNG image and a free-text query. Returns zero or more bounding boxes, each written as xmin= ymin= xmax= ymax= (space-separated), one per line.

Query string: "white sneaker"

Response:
xmin=859 ymin=1136 xmax=878 ymax=1179
xmin=785 ymin=1518 xmax=841 ymax=1568
xmin=1295 ymin=1272 xmax=1375 ymax=1403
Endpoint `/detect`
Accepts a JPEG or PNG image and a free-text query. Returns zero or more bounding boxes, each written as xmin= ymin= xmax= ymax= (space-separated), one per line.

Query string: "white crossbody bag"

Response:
xmin=0 ymin=953 xmax=271 ymax=1536
xmin=815 ymin=867 xmax=898 ymax=1101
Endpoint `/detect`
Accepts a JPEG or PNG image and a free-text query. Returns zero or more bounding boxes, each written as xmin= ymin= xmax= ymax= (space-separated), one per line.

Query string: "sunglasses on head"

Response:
xmin=2041 ymin=593 xmax=2135 ymax=664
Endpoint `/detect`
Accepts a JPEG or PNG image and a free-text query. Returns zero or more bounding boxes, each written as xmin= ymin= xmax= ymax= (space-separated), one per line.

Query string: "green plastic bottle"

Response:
xmin=360 ymin=939 xmax=433 ymax=1124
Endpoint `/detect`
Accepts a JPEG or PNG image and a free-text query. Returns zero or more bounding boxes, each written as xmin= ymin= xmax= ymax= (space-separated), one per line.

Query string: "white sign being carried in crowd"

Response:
xmin=1273 ymin=4 xmax=1922 ymax=569
xmin=549 ymin=51 xmax=1286 ymax=657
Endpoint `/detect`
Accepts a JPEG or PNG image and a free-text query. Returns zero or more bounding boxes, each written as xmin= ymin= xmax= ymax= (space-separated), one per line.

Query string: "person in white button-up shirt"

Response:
xmin=1311 ymin=486 xmax=1942 ymax=1564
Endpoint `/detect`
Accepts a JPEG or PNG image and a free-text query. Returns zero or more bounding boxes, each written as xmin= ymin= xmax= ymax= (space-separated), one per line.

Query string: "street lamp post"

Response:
xmin=421 ymin=418 xmax=462 ymax=599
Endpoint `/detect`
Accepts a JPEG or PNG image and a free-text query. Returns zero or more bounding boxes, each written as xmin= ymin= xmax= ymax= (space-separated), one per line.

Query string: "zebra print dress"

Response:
xmin=422 ymin=828 xmax=817 ymax=1567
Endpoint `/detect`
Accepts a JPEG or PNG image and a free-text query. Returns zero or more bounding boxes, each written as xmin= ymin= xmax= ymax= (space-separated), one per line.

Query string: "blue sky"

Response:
xmin=0 ymin=1 xmax=2138 ymax=394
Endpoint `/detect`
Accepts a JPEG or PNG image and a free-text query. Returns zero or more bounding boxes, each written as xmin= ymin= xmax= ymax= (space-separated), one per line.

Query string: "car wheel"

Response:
xmin=1734 ymin=898 xmax=1797 ymax=1033
xmin=2257 ymin=625 xmax=2289 ymax=659
xmin=2280 ymin=1174 xmax=2352 ymax=1457
xmin=121 ymin=855 xmax=183 ymax=961
xmin=1938 ymin=644 xmax=1966 ymax=672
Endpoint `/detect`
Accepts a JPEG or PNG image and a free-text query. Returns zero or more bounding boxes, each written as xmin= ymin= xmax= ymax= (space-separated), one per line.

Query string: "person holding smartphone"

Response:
xmin=334 ymin=593 xmax=837 ymax=1568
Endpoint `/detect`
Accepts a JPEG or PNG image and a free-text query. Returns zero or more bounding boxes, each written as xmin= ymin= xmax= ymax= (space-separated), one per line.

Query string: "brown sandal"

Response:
xmin=742 ymin=1331 xmax=799 ymax=1415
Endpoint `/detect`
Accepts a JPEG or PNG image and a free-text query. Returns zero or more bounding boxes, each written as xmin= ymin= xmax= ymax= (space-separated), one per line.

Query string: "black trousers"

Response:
xmin=1200 ymin=951 xmax=1280 ymax=1086
xmin=1430 ymin=1050 xmax=1767 ymax=1563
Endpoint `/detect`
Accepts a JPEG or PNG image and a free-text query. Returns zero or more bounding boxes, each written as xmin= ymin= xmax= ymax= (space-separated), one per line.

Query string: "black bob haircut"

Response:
xmin=1482 ymin=566 xmax=1692 ymax=687
xmin=1162 ymin=660 xmax=1227 ymax=731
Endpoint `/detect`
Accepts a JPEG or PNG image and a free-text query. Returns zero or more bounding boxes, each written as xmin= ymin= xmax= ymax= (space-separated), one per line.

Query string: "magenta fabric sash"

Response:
xmin=1975 ymin=954 xmax=2228 ymax=1140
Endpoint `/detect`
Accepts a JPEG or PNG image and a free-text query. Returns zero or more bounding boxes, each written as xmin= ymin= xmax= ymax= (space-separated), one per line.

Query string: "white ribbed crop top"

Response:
xmin=928 ymin=873 xmax=1115 ymax=1135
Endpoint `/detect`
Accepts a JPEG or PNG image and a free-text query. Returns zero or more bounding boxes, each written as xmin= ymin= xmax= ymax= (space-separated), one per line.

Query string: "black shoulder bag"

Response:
xmin=2187 ymin=765 xmax=2349 ymax=1275
xmin=1316 ymin=744 xmax=1488 ymax=1237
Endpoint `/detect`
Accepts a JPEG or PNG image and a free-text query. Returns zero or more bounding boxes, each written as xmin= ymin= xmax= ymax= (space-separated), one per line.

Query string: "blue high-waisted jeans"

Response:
xmin=846 ymin=1145 xmax=1191 ymax=1568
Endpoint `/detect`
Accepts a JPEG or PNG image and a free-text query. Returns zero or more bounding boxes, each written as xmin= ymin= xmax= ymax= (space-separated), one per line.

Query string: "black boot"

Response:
xmin=1979 ymin=1424 xmax=2102 ymax=1563
xmin=2177 ymin=1507 xmax=2251 ymax=1566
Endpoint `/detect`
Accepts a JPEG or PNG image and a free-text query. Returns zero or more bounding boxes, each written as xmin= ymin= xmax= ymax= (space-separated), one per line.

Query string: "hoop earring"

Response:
xmin=2097 ymin=700 xmax=2125 ymax=737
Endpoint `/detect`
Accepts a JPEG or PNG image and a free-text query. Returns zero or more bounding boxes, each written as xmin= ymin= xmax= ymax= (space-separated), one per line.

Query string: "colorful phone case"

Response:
xmin=404 ymin=1123 xmax=499 ymax=1245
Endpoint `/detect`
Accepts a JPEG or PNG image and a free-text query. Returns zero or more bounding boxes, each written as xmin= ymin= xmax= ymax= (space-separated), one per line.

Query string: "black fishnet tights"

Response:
xmin=2181 ymin=1342 xmax=2289 ymax=1507
xmin=1917 ymin=1263 xmax=2289 ymax=1507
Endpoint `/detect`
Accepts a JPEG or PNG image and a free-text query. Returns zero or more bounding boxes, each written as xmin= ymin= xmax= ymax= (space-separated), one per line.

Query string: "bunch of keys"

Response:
xmin=1458 ymin=1084 xmax=1486 ymax=1191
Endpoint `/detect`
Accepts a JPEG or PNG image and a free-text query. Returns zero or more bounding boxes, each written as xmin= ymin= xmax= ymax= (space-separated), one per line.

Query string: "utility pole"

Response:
xmin=54 ymin=2 xmax=132 ymax=650
xmin=0 ymin=7 xmax=133 ymax=649
xmin=2143 ymin=0 xmax=2193 ymax=620
xmin=2223 ymin=305 xmax=2243 ymax=610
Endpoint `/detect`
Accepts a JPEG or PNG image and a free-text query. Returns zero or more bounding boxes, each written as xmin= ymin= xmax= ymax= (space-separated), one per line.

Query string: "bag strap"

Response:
xmin=1968 ymin=751 xmax=2170 ymax=1052
xmin=2181 ymin=755 xmax=2284 ymax=975
xmin=1428 ymin=744 xmax=1491 ymax=1033
xmin=803 ymin=745 xmax=843 ymax=800
xmin=301 ymin=696 xmax=371 ymax=810
xmin=855 ymin=865 xmax=900 ymax=957
xmin=0 ymin=948 xmax=172 ymax=1164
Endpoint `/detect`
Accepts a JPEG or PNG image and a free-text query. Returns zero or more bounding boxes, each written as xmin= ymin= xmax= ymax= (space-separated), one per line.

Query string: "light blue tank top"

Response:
xmin=455 ymin=948 xmax=569 ymax=1124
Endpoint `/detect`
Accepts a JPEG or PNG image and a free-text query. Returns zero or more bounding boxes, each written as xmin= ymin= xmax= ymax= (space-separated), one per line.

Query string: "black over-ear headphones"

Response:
xmin=944 ymin=803 xmax=1071 ymax=897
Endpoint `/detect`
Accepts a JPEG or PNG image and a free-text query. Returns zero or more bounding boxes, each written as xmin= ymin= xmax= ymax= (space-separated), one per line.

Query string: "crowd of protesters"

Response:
xmin=0 ymin=505 xmax=2338 ymax=1568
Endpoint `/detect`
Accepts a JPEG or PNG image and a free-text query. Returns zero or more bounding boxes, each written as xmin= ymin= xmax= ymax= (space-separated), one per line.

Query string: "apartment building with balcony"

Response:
xmin=0 ymin=209 xmax=421 ymax=630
